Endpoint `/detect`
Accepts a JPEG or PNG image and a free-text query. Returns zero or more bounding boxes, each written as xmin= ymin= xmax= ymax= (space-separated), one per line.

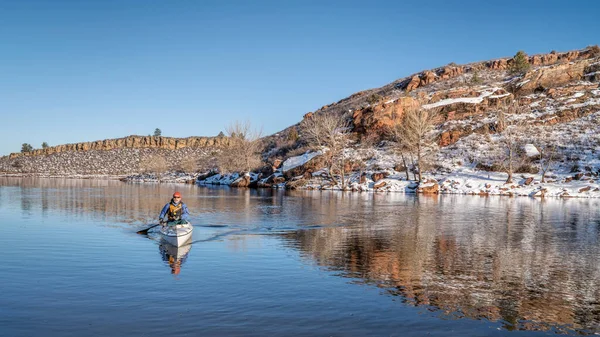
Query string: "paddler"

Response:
xmin=159 ymin=192 xmax=190 ymax=225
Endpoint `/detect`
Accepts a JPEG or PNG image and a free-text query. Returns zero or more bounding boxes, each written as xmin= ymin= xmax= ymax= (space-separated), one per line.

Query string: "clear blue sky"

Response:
xmin=1 ymin=0 xmax=598 ymax=155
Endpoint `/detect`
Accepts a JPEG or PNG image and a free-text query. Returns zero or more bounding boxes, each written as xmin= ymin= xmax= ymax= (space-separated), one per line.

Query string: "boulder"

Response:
xmin=418 ymin=181 xmax=440 ymax=194
xmin=371 ymin=172 xmax=389 ymax=182
xmin=230 ymin=174 xmax=250 ymax=187
xmin=373 ymin=181 xmax=387 ymax=190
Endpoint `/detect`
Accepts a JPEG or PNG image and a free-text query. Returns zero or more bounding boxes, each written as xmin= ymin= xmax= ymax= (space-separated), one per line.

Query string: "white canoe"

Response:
xmin=160 ymin=221 xmax=193 ymax=247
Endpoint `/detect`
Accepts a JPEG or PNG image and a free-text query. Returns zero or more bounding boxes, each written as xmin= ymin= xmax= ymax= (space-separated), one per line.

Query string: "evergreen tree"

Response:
xmin=509 ymin=51 xmax=530 ymax=75
xmin=217 ymin=131 xmax=225 ymax=137
xmin=21 ymin=143 xmax=33 ymax=153
xmin=42 ymin=142 xmax=49 ymax=149
xmin=471 ymin=70 xmax=482 ymax=85
xmin=153 ymin=128 xmax=162 ymax=137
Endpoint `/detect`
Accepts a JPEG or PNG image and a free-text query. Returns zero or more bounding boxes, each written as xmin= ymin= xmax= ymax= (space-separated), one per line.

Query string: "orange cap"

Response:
xmin=173 ymin=192 xmax=181 ymax=198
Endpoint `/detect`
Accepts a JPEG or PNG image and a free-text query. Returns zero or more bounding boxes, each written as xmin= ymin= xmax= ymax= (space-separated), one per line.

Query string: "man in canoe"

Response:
xmin=159 ymin=191 xmax=190 ymax=225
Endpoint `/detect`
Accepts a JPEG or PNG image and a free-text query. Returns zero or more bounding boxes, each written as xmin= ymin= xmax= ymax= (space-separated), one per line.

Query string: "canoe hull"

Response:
xmin=160 ymin=221 xmax=193 ymax=247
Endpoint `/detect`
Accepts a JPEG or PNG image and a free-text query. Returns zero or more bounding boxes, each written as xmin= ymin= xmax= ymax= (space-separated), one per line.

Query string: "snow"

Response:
xmin=516 ymin=79 xmax=531 ymax=87
xmin=592 ymin=90 xmax=600 ymax=96
xmin=571 ymin=92 xmax=585 ymax=98
xmin=281 ymin=151 xmax=321 ymax=172
xmin=422 ymin=87 xmax=502 ymax=109
xmin=489 ymin=93 xmax=511 ymax=99
xmin=560 ymin=98 xmax=600 ymax=110
xmin=523 ymin=144 xmax=540 ymax=157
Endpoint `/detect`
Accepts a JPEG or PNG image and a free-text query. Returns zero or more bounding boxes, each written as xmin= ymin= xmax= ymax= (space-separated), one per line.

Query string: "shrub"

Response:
xmin=515 ymin=164 xmax=538 ymax=174
xmin=287 ymin=128 xmax=299 ymax=142
xmin=366 ymin=93 xmax=382 ymax=106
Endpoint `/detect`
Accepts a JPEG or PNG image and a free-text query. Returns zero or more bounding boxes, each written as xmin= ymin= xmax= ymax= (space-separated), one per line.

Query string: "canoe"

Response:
xmin=160 ymin=221 xmax=193 ymax=247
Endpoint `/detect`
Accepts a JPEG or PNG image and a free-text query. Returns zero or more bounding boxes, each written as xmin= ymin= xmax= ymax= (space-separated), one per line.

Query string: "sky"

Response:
xmin=1 ymin=0 xmax=599 ymax=156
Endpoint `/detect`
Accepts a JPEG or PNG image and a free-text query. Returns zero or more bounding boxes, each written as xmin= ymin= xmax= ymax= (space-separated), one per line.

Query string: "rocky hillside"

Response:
xmin=231 ymin=46 xmax=600 ymax=197
xmin=0 ymin=136 xmax=227 ymax=177
xmin=2 ymin=46 xmax=600 ymax=197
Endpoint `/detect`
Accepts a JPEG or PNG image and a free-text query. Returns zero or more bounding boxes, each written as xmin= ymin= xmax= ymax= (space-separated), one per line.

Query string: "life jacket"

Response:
xmin=167 ymin=200 xmax=183 ymax=221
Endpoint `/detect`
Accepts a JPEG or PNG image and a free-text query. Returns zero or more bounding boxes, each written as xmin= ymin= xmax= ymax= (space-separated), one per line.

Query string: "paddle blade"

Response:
xmin=136 ymin=223 xmax=160 ymax=235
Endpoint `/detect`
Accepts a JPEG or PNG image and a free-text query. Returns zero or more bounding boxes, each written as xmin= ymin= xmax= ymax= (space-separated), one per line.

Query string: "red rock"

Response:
xmin=374 ymin=181 xmax=387 ymax=190
xmin=371 ymin=172 xmax=389 ymax=182
xmin=405 ymin=75 xmax=421 ymax=92
xmin=418 ymin=182 xmax=439 ymax=194
xmin=230 ymin=175 xmax=250 ymax=187
xmin=579 ymin=186 xmax=592 ymax=193
xmin=524 ymin=177 xmax=534 ymax=185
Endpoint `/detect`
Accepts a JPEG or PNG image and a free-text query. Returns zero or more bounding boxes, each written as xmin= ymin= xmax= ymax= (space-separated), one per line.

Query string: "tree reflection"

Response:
xmin=282 ymin=195 xmax=600 ymax=334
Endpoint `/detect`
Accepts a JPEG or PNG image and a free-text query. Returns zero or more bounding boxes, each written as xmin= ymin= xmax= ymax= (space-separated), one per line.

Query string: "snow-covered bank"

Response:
xmin=193 ymin=149 xmax=600 ymax=198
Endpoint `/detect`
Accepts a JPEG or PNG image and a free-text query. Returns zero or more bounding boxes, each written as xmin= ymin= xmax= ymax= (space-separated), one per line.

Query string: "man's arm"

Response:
xmin=181 ymin=203 xmax=190 ymax=220
xmin=159 ymin=204 xmax=169 ymax=220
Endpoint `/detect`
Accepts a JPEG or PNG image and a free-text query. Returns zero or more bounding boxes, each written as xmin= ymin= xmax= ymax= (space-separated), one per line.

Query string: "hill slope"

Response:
xmin=2 ymin=46 xmax=600 ymax=197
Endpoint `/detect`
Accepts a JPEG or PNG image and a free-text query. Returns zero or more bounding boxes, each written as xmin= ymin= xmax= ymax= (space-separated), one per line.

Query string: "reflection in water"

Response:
xmin=282 ymin=195 xmax=600 ymax=334
xmin=3 ymin=177 xmax=600 ymax=334
xmin=159 ymin=242 xmax=191 ymax=275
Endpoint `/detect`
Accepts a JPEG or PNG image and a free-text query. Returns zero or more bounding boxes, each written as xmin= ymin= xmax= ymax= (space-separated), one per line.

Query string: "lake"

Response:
xmin=1 ymin=177 xmax=600 ymax=336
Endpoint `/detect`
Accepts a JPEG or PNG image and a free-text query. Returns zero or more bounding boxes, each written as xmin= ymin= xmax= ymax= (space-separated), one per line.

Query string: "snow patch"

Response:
xmin=282 ymin=151 xmax=321 ymax=172
xmin=523 ymin=144 xmax=540 ymax=158
xmin=422 ymin=88 xmax=502 ymax=109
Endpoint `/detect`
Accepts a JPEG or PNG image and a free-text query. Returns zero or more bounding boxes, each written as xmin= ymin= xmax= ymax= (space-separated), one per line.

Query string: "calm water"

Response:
xmin=1 ymin=177 xmax=600 ymax=336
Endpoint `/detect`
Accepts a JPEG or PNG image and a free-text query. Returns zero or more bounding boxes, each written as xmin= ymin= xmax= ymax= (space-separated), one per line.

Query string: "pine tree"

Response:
xmin=21 ymin=143 xmax=33 ymax=153
xmin=42 ymin=142 xmax=49 ymax=149
xmin=153 ymin=128 xmax=162 ymax=137
xmin=509 ymin=51 xmax=530 ymax=75
xmin=471 ymin=70 xmax=483 ymax=85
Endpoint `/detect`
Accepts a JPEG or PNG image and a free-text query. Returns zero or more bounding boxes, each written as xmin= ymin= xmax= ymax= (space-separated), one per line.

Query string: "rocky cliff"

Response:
xmin=9 ymin=135 xmax=230 ymax=159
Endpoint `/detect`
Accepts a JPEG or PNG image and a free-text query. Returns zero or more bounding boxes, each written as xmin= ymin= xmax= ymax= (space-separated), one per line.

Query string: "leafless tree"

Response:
xmin=300 ymin=112 xmax=352 ymax=188
xmin=179 ymin=157 xmax=198 ymax=173
xmin=496 ymin=102 xmax=526 ymax=184
xmin=139 ymin=153 xmax=169 ymax=181
xmin=539 ymin=144 xmax=557 ymax=183
xmin=218 ymin=120 xmax=263 ymax=173
xmin=393 ymin=105 xmax=437 ymax=182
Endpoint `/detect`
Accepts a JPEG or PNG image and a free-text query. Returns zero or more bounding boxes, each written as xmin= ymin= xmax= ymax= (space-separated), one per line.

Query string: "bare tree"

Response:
xmin=496 ymin=102 xmax=526 ymax=184
xmin=179 ymin=157 xmax=198 ymax=173
xmin=300 ymin=112 xmax=352 ymax=188
xmin=139 ymin=153 xmax=169 ymax=181
xmin=539 ymin=144 xmax=557 ymax=183
xmin=394 ymin=105 xmax=437 ymax=182
xmin=218 ymin=120 xmax=263 ymax=173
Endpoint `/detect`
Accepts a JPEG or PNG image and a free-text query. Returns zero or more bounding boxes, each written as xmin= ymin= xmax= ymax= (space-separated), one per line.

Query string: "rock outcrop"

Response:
xmin=9 ymin=135 xmax=230 ymax=160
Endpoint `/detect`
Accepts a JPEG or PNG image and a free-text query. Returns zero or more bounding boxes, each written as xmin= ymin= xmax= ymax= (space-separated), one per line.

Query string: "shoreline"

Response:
xmin=5 ymin=171 xmax=598 ymax=199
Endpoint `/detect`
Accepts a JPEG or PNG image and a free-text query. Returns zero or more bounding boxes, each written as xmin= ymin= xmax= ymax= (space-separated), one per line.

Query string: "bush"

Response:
xmin=588 ymin=45 xmax=600 ymax=57
xmin=366 ymin=93 xmax=382 ymax=105
xmin=515 ymin=164 xmax=538 ymax=174
xmin=287 ymin=128 xmax=299 ymax=142
xmin=509 ymin=51 xmax=530 ymax=75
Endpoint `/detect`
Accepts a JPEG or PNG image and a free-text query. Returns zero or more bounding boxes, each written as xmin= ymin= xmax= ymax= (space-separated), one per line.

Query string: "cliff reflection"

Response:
xmin=0 ymin=177 xmax=285 ymax=228
xmin=282 ymin=195 xmax=600 ymax=333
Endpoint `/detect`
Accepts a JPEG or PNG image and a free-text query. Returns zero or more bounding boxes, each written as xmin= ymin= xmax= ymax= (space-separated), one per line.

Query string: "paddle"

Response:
xmin=137 ymin=222 xmax=163 ymax=235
